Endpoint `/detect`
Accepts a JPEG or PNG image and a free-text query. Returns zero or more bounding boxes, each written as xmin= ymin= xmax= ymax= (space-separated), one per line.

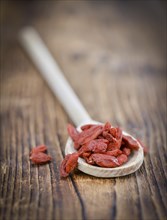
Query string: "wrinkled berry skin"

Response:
xmin=30 ymin=152 xmax=52 ymax=164
xmin=60 ymin=153 xmax=79 ymax=177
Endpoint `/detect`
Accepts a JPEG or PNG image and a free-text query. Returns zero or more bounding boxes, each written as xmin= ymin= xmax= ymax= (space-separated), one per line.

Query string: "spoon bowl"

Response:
xmin=65 ymin=121 xmax=144 ymax=177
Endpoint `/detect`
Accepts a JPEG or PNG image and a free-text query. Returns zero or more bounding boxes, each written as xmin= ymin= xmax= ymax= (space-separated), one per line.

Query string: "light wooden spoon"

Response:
xmin=19 ymin=27 xmax=144 ymax=178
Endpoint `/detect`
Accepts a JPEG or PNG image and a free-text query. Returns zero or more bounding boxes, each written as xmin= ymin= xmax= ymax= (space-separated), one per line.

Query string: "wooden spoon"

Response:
xmin=19 ymin=27 xmax=144 ymax=177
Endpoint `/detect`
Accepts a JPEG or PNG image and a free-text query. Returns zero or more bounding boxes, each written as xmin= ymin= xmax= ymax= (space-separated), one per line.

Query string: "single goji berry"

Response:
xmin=30 ymin=152 xmax=52 ymax=164
xmin=109 ymin=128 xmax=117 ymax=137
xmin=67 ymin=124 xmax=79 ymax=141
xmin=65 ymin=152 xmax=79 ymax=173
xmin=82 ymin=152 xmax=91 ymax=159
xmin=81 ymin=124 xmax=95 ymax=131
xmin=78 ymin=139 xmax=108 ymax=156
xmin=60 ymin=154 xmax=71 ymax=177
xmin=89 ymin=153 xmax=120 ymax=168
xmin=103 ymin=128 xmax=122 ymax=150
xmin=107 ymin=143 xmax=120 ymax=151
xmin=117 ymin=154 xmax=128 ymax=165
xmin=104 ymin=122 xmax=112 ymax=131
xmin=82 ymin=152 xmax=92 ymax=163
xmin=77 ymin=144 xmax=89 ymax=156
xmin=104 ymin=149 xmax=122 ymax=157
xmin=77 ymin=125 xmax=103 ymax=145
xmin=121 ymin=147 xmax=131 ymax=156
xmin=122 ymin=135 xmax=139 ymax=150
xmin=110 ymin=127 xmax=122 ymax=139
xmin=67 ymin=124 xmax=81 ymax=150
xmin=60 ymin=153 xmax=79 ymax=177
xmin=85 ymin=154 xmax=96 ymax=165
xmin=30 ymin=145 xmax=47 ymax=155
xmin=91 ymin=139 xmax=108 ymax=153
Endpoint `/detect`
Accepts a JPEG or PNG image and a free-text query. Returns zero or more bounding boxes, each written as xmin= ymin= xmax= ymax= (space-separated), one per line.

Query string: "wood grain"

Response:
xmin=0 ymin=1 xmax=166 ymax=220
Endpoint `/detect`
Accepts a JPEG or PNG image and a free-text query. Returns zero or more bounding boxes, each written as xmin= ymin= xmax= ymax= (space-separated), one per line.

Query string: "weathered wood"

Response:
xmin=0 ymin=1 xmax=166 ymax=220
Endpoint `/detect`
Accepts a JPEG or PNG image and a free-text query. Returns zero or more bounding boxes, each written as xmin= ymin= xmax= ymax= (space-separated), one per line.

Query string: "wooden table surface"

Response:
xmin=1 ymin=1 xmax=166 ymax=220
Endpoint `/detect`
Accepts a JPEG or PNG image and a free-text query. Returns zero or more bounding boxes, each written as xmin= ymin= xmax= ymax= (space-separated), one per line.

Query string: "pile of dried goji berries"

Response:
xmin=30 ymin=145 xmax=52 ymax=164
xmin=60 ymin=122 xmax=147 ymax=177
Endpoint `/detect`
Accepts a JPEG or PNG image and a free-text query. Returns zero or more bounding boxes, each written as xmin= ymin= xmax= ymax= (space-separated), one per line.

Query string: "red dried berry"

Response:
xmin=81 ymin=124 xmax=95 ymax=131
xmin=103 ymin=127 xmax=122 ymax=150
xmin=30 ymin=145 xmax=47 ymax=155
xmin=122 ymin=135 xmax=139 ymax=150
xmin=30 ymin=152 xmax=52 ymax=164
xmin=67 ymin=124 xmax=79 ymax=141
xmin=65 ymin=153 xmax=79 ymax=173
xmin=104 ymin=122 xmax=112 ymax=131
xmin=105 ymin=149 xmax=123 ymax=157
xmin=60 ymin=153 xmax=79 ymax=177
xmin=77 ymin=125 xmax=103 ymax=145
xmin=78 ymin=139 xmax=108 ymax=156
xmin=82 ymin=152 xmax=91 ymax=159
xmin=91 ymin=139 xmax=108 ymax=153
xmin=122 ymin=147 xmax=131 ymax=156
xmin=110 ymin=127 xmax=122 ymax=139
xmin=117 ymin=154 xmax=128 ymax=165
xmin=89 ymin=153 xmax=120 ymax=168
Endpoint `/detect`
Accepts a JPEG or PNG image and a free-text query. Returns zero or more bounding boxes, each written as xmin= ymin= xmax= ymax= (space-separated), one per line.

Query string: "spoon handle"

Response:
xmin=19 ymin=27 xmax=91 ymax=126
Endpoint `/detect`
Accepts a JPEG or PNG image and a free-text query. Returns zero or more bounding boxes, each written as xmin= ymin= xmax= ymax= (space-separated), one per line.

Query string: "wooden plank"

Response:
xmin=0 ymin=50 xmax=83 ymax=220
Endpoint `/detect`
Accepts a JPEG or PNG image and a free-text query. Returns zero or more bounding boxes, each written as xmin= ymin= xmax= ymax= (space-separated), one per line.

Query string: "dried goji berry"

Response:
xmin=67 ymin=124 xmax=79 ymax=141
xmin=110 ymin=127 xmax=122 ymax=139
xmin=102 ymin=131 xmax=112 ymax=142
xmin=107 ymin=143 xmax=119 ymax=151
xmin=105 ymin=136 xmax=122 ymax=150
xmin=77 ymin=144 xmax=89 ymax=156
xmin=91 ymin=139 xmax=108 ymax=153
xmin=104 ymin=122 xmax=112 ymax=131
xmin=60 ymin=154 xmax=71 ymax=177
xmin=65 ymin=152 xmax=79 ymax=173
xmin=82 ymin=152 xmax=92 ymax=163
xmin=117 ymin=154 xmax=128 ymax=165
xmin=105 ymin=149 xmax=122 ymax=157
xmin=60 ymin=153 xmax=78 ymax=177
xmin=109 ymin=128 xmax=117 ymax=137
xmin=122 ymin=135 xmax=139 ymax=150
xmin=85 ymin=155 xmax=96 ymax=165
xmin=67 ymin=124 xmax=81 ymax=150
xmin=73 ymin=141 xmax=81 ymax=150
xmin=81 ymin=124 xmax=95 ymax=131
xmin=30 ymin=145 xmax=47 ymax=155
xmin=30 ymin=152 xmax=52 ymax=164
xmin=103 ymin=127 xmax=122 ymax=150
xmin=121 ymin=147 xmax=131 ymax=156
xmin=89 ymin=153 xmax=120 ymax=168
xmin=82 ymin=152 xmax=91 ymax=159
xmin=78 ymin=139 xmax=108 ymax=156
xmin=77 ymin=125 xmax=103 ymax=145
